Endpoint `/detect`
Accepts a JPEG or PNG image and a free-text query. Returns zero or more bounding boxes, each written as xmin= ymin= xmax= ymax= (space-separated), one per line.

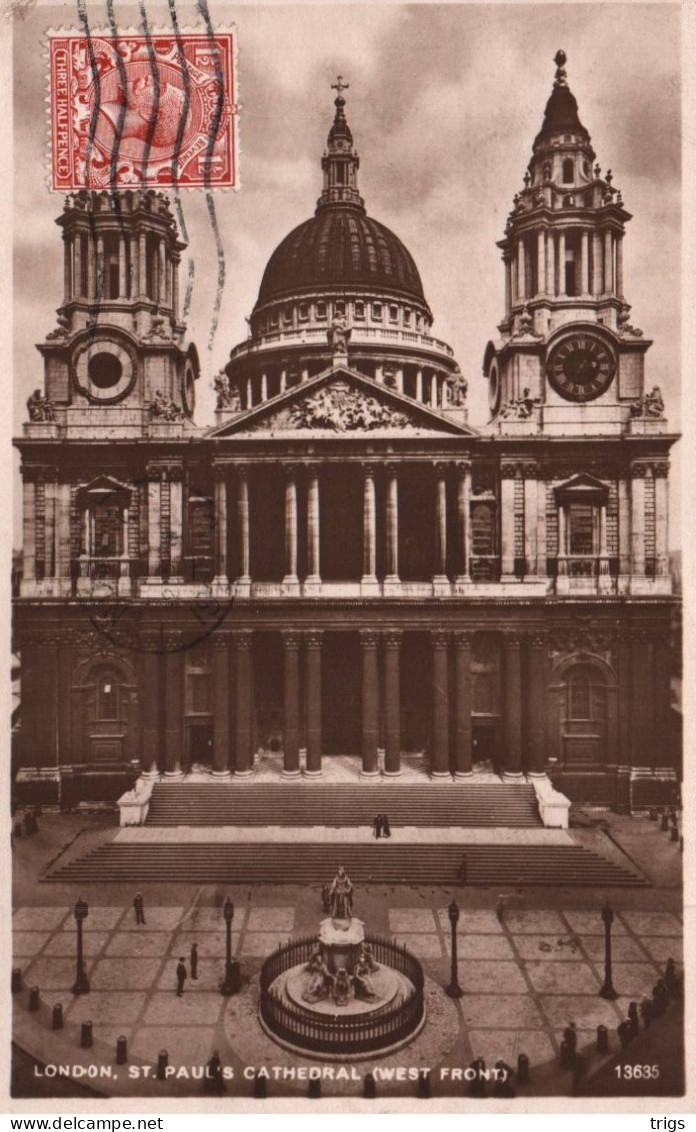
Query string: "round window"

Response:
xmin=88 ymin=352 xmax=123 ymax=389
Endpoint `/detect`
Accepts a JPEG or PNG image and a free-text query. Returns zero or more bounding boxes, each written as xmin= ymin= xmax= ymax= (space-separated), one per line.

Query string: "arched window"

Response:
xmin=94 ymin=666 xmax=122 ymax=722
xmin=562 ymin=158 xmax=574 ymax=183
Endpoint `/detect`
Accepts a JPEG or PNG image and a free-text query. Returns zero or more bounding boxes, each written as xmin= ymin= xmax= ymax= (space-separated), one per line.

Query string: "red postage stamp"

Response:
xmin=48 ymin=30 xmax=237 ymax=190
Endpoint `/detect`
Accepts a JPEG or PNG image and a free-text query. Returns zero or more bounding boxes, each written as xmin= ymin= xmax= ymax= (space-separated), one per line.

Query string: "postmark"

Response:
xmin=48 ymin=29 xmax=238 ymax=190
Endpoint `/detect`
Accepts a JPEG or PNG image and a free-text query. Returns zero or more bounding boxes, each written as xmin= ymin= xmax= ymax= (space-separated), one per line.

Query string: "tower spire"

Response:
xmin=318 ymin=75 xmax=364 ymax=211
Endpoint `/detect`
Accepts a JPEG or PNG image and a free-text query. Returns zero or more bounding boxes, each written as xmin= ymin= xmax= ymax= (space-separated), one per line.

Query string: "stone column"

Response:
xmin=168 ymin=471 xmax=184 ymax=581
xmin=22 ymin=477 xmax=36 ymax=584
xmin=616 ymin=235 xmax=625 ymax=298
xmin=604 ymin=229 xmax=614 ymax=294
xmin=141 ymin=647 xmax=161 ymax=776
xmin=96 ymin=235 xmax=104 ymax=300
xmin=430 ymin=373 xmax=438 ymax=407
xmin=234 ymin=630 xmax=254 ymax=775
xmin=523 ymin=465 xmax=538 ymax=577
xmin=138 ymin=232 xmax=147 ymax=298
xmin=385 ymin=465 xmax=400 ymax=584
xmin=261 ymin=372 xmax=268 ymax=401
xmin=557 ymin=230 xmax=566 ymax=295
xmin=536 ymin=472 xmax=547 ymax=577
xmin=282 ymin=632 xmax=301 ymax=777
xmin=73 ymin=235 xmax=83 ymax=299
xmin=630 ymin=463 xmax=646 ymax=576
xmin=416 ymin=369 xmax=423 ymax=402
xmin=212 ymin=639 xmax=231 ymax=776
xmin=592 ymin=231 xmax=603 ymax=295
xmin=383 ymin=631 xmax=402 ymax=776
xmin=306 ymin=470 xmax=321 ymax=586
xmin=237 ymin=467 xmax=251 ymax=585
xmin=631 ymin=630 xmax=654 ymax=767
xmin=362 ymin=465 xmax=378 ymax=588
xmin=527 ymin=632 xmax=548 ymax=776
xmin=516 ymin=238 xmax=526 ymax=300
xmin=360 ymin=630 xmax=380 ymax=777
xmin=283 ymin=466 xmax=299 ymax=586
xmin=63 ymin=236 xmax=72 ymax=303
xmin=56 ymin=482 xmax=72 ymax=587
xmin=304 ymin=631 xmax=323 ymax=776
xmin=43 ymin=479 xmax=56 ymax=579
xmin=431 ymin=630 xmax=450 ymax=777
xmin=654 ymin=632 xmax=672 ymax=765
xmin=246 ymin=377 xmax=253 ymax=408
xmin=557 ymin=503 xmax=567 ymax=558
xmin=580 ymin=229 xmax=590 ymax=295
xmin=118 ymin=236 xmax=127 ymax=299
xmin=172 ymin=255 xmax=179 ymax=317
xmin=546 ymin=232 xmax=556 ymax=296
xmin=453 ymin=631 xmax=473 ymax=778
xmin=158 ymin=239 xmax=167 ymax=303
xmin=213 ymin=471 xmax=228 ymax=587
xmin=164 ymin=646 xmax=184 ymax=778
xmin=500 ymin=464 xmax=516 ymax=581
xmin=615 ymin=627 xmax=632 ymax=811
xmin=86 ymin=235 xmax=96 ymax=300
xmin=504 ymin=257 xmax=513 ymax=312
xmin=536 ymin=230 xmax=546 ymax=296
xmin=654 ymin=462 xmax=670 ymax=575
xmin=433 ymin=463 xmax=448 ymax=586
xmin=455 ymin=461 xmax=471 ymax=583
xmin=502 ymin=634 xmax=523 ymax=778
xmin=618 ymin=476 xmax=631 ymax=579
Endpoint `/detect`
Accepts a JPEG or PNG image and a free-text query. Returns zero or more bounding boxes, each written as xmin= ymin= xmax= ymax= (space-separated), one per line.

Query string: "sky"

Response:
xmin=11 ymin=0 xmax=682 ymax=544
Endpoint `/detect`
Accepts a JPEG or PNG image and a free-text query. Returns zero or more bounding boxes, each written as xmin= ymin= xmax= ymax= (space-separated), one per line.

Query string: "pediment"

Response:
xmin=208 ymin=366 xmax=478 ymax=438
xmin=76 ymin=475 xmax=131 ymax=503
xmin=554 ymin=472 xmax=608 ymax=501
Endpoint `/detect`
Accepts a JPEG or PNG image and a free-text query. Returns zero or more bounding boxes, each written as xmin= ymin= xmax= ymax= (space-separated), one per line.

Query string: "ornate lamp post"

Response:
xmin=72 ymin=897 xmax=90 ymax=995
xmin=445 ymin=899 xmax=463 ymax=998
xmin=221 ymin=898 xmax=240 ymax=995
xmin=599 ymin=901 xmax=617 ymax=1000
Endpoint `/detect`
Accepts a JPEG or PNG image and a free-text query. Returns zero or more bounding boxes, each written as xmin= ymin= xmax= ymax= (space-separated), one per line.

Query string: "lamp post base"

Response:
xmin=599 ymin=984 xmax=618 ymax=1000
xmin=445 ymin=983 xmax=464 ymax=999
xmin=72 ymin=976 xmax=90 ymax=996
xmin=221 ymin=960 xmax=241 ymax=996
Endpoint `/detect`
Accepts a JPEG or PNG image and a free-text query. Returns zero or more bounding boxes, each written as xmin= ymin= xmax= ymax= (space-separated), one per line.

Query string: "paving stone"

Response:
xmin=612 ymin=963 xmax=664 ymax=997
xmin=22 ymin=957 xmax=92 ymax=990
xmin=246 ymin=907 xmax=295 ymax=932
xmin=118 ymin=907 xmax=185 ymax=931
xmin=14 ymin=908 xmax=68 ymax=931
xmin=105 ymin=932 xmax=173 ymax=958
xmin=446 ymin=934 xmax=515 ymax=960
xmin=437 ymin=909 xmax=503 ymax=934
xmin=513 ymin=935 xmax=584 ymax=961
xmin=12 ymin=931 xmax=52 ymax=959
xmin=173 ymin=931 xmax=240 ymax=957
xmin=456 ymin=960 xmax=528 ymax=993
xmin=524 ymin=962 xmax=600 ymax=995
xmin=43 ymin=931 xmax=111 ymax=958
xmin=186 ymin=907 xmax=247 ymax=932
xmin=90 ymin=958 xmax=164 ymax=991
xmin=58 ymin=907 xmax=125 ymax=932
xmin=467 ymin=1029 xmax=556 ymax=1069
xmin=563 ymin=911 xmax=627 ymax=936
xmin=388 ymin=909 xmax=437 ymax=933
xmin=66 ymin=992 xmax=147 ymax=1026
xmin=238 ymin=932 xmax=291 ymax=957
xmin=578 ymin=935 xmax=648 ymax=963
xmin=619 ymin=911 xmax=682 ymax=936
xmin=503 ymin=911 xmax=567 ymax=934
xmin=143 ymin=992 xmax=224 ymax=1026
xmin=640 ymin=936 xmax=683 ymax=964
xmin=130 ymin=1026 xmax=218 ymax=1066
xmin=393 ymin=933 xmax=443 ymax=959
xmin=539 ymin=994 xmax=623 ymax=1029
xmin=460 ymin=994 xmax=545 ymax=1029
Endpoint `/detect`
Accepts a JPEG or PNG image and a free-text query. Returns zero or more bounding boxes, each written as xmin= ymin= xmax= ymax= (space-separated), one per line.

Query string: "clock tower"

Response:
xmin=484 ymin=50 xmax=660 ymax=438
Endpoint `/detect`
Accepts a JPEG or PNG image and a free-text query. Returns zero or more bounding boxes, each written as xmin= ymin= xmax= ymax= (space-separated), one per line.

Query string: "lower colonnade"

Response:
xmin=139 ymin=629 xmax=550 ymax=782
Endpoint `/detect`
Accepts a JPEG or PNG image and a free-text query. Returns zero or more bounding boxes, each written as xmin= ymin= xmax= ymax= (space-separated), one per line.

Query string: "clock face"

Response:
xmin=488 ymin=359 xmax=501 ymax=414
xmin=546 ymin=335 xmax=616 ymax=402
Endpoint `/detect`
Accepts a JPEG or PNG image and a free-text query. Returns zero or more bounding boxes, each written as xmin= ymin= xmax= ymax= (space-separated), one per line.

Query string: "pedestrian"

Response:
xmin=627 ymin=1001 xmax=639 ymax=1036
xmin=563 ymin=1022 xmax=578 ymax=1057
xmin=205 ymin=1050 xmax=225 ymax=1094
xmin=617 ymin=1020 xmax=633 ymax=1048
xmin=664 ymin=958 xmax=681 ymax=999
xmin=493 ymin=1059 xmax=515 ymax=1098
xmin=373 ymin=814 xmax=381 ymax=839
xmin=133 ymin=892 xmax=145 ymax=925
xmin=468 ymin=1056 xmax=487 ymax=1098
xmin=652 ymin=979 xmax=668 ymax=1016
xmin=176 ymin=957 xmax=187 ymax=997
xmin=382 ymin=813 xmax=391 ymax=838
xmin=640 ymin=995 xmax=654 ymax=1028
xmin=191 ymin=942 xmax=199 ymax=980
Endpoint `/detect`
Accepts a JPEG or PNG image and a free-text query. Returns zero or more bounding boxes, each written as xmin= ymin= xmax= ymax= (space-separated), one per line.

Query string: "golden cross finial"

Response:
xmin=331 ymin=75 xmax=350 ymax=97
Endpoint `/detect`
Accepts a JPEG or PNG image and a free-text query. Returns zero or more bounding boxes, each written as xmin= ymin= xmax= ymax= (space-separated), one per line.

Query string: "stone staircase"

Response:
xmin=47 ymin=839 xmax=646 ymax=886
xmin=144 ymin=781 xmax=542 ymax=828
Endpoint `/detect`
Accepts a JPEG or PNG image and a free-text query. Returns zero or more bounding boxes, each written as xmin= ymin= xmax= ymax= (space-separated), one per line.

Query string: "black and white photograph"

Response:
xmin=6 ymin=0 xmax=689 ymax=1113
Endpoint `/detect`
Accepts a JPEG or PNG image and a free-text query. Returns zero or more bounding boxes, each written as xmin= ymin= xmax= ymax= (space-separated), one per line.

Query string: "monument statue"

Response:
xmin=328 ymin=311 xmax=350 ymax=354
xmin=27 ymin=388 xmax=56 ymax=422
xmin=302 ymin=945 xmax=332 ymax=1004
xmin=446 ymin=366 xmax=468 ymax=407
xmin=329 ymin=865 xmax=354 ymax=921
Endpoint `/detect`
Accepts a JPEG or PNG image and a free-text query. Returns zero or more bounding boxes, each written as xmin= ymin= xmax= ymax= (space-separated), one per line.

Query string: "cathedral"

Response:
xmin=13 ymin=52 xmax=678 ymax=815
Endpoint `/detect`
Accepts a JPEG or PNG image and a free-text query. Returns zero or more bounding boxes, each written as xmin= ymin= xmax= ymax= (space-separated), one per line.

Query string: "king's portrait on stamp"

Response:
xmin=8 ymin=0 xmax=686 ymax=1113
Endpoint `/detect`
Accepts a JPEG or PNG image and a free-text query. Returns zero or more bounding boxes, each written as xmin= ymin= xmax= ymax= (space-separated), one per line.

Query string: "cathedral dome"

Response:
xmin=256 ymin=208 xmax=426 ymax=307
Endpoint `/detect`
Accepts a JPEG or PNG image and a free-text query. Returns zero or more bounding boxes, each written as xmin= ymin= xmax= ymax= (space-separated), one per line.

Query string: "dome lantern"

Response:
xmin=319 ymin=76 xmax=364 ymax=212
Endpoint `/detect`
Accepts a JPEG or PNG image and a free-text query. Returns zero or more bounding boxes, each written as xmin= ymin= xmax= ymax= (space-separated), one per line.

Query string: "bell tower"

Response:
xmin=484 ymin=50 xmax=662 ymax=438
xmin=32 ymin=190 xmax=199 ymax=440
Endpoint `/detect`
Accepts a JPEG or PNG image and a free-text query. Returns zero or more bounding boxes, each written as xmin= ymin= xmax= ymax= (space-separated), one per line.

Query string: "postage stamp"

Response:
xmin=6 ymin=0 xmax=693 ymax=1119
xmin=48 ymin=30 xmax=238 ymax=190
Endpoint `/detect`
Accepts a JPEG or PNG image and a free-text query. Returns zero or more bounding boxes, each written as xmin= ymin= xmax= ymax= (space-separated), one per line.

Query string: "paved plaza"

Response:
xmin=12 ymin=893 xmax=682 ymax=1098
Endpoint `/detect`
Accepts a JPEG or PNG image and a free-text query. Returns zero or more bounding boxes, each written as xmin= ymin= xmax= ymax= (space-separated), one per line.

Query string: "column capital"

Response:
xmin=433 ymin=460 xmax=450 ymax=476
xmin=384 ymin=461 xmax=399 ymax=477
xmin=305 ymin=629 xmax=324 ymax=649
xmin=455 ymin=460 xmax=472 ymax=475
xmin=528 ymin=630 xmax=548 ymax=649
xmin=212 ymin=462 xmax=231 ymax=482
xmin=653 ymin=461 xmax=670 ymax=478
xmin=359 ymin=629 xmax=380 ymax=648
xmin=281 ymin=463 xmax=299 ymax=479
xmin=521 ymin=460 xmax=539 ymax=478
xmin=282 ymin=630 xmax=302 ymax=649
xmin=361 ymin=462 xmax=377 ymax=478
xmin=630 ymin=460 xmax=651 ymax=479
xmin=500 ymin=459 xmax=521 ymax=480
xmin=453 ymin=629 xmax=475 ymax=648
xmin=383 ymin=629 xmax=403 ymax=649
xmin=431 ymin=629 xmax=450 ymax=648
xmin=233 ymin=629 xmax=253 ymax=649
xmin=504 ymin=632 xmax=524 ymax=650
xmin=212 ymin=634 xmax=230 ymax=651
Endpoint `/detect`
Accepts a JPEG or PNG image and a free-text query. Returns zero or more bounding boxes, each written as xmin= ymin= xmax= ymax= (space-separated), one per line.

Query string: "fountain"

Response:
xmin=259 ymin=867 xmax=425 ymax=1058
